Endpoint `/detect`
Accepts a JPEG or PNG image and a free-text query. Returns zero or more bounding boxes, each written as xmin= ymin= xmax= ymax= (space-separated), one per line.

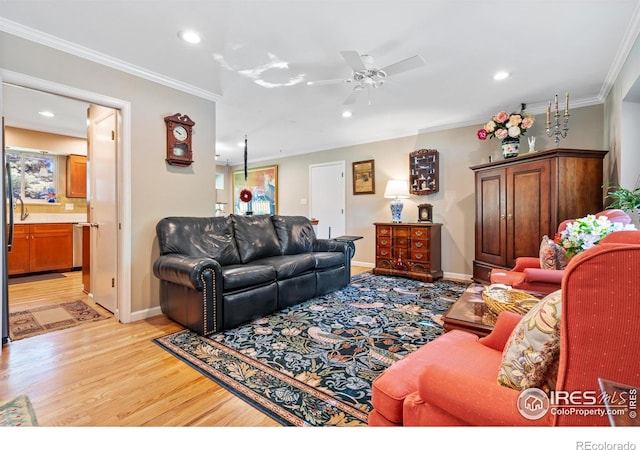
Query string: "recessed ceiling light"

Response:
xmin=342 ymin=110 xmax=352 ymax=118
xmin=38 ymin=111 xmax=55 ymax=118
xmin=178 ymin=30 xmax=201 ymax=44
xmin=493 ymin=71 xmax=510 ymax=81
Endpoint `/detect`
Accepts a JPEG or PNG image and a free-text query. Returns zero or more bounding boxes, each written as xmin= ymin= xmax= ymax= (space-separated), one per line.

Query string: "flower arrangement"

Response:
xmin=477 ymin=110 xmax=535 ymax=141
xmin=555 ymin=214 xmax=636 ymax=258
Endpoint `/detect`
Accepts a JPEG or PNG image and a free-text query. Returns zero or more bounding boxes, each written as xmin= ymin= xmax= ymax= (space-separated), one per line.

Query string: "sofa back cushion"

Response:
xmin=271 ymin=215 xmax=316 ymax=255
xmin=156 ymin=216 xmax=241 ymax=265
xmin=232 ymin=214 xmax=281 ymax=263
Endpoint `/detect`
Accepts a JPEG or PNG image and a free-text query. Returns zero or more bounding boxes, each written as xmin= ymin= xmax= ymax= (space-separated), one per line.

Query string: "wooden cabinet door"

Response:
xmin=474 ymin=167 xmax=506 ymax=267
xmin=28 ymin=224 xmax=73 ymax=272
xmin=66 ymin=154 xmax=87 ymax=198
xmin=7 ymin=224 xmax=30 ymax=275
xmin=505 ymin=159 xmax=551 ymax=267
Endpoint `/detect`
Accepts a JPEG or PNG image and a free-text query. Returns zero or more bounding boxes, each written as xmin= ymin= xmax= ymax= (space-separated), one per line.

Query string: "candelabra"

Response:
xmin=546 ymin=93 xmax=570 ymax=147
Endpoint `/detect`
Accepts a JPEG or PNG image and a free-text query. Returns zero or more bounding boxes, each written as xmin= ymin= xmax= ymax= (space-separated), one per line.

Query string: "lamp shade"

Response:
xmin=384 ymin=180 xmax=410 ymax=199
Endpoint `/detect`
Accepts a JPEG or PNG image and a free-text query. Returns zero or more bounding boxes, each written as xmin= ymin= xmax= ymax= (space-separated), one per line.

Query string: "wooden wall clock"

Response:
xmin=164 ymin=113 xmax=195 ymax=166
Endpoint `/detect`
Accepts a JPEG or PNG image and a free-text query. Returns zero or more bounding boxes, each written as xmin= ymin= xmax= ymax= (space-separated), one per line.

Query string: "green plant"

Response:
xmin=604 ymin=183 xmax=640 ymax=212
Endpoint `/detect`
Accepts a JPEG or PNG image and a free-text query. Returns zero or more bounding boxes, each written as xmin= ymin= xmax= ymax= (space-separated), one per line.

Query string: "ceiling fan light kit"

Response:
xmin=307 ymin=50 xmax=425 ymax=105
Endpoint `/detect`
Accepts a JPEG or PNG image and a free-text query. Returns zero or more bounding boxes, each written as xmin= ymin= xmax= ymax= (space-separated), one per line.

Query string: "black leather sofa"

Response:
xmin=153 ymin=214 xmax=355 ymax=335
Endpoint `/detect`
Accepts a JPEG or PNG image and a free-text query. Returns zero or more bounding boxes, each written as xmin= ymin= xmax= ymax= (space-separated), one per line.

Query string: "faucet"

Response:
xmin=17 ymin=197 xmax=29 ymax=221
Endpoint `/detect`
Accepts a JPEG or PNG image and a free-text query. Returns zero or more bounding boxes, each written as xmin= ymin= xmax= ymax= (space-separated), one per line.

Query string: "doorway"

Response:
xmin=309 ymin=161 xmax=346 ymax=239
xmin=1 ymin=73 xmax=131 ymax=347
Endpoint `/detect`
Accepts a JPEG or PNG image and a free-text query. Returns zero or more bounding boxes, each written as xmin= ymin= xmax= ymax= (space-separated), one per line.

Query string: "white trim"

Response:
xmin=0 ymin=17 xmax=221 ymax=102
xmin=351 ymin=261 xmax=374 ymax=268
xmin=443 ymin=271 xmax=473 ymax=282
xmin=130 ymin=306 xmax=162 ymax=323
xmin=1 ymin=69 xmax=133 ymax=324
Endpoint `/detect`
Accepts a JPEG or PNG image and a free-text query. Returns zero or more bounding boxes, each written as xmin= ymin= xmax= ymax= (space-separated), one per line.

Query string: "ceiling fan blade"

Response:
xmin=380 ymin=54 xmax=425 ymax=77
xmin=343 ymin=87 xmax=363 ymax=105
xmin=340 ymin=50 xmax=367 ymax=72
xmin=307 ymin=78 xmax=349 ymax=86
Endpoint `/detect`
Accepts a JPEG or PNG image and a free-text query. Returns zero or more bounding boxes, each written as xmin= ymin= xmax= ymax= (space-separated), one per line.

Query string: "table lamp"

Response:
xmin=384 ymin=179 xmax=410 ymax=223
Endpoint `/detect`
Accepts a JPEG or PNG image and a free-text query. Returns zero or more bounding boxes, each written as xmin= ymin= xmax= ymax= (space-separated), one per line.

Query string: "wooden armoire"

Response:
xmin=470 ymin=148 xmax=607 ymax=283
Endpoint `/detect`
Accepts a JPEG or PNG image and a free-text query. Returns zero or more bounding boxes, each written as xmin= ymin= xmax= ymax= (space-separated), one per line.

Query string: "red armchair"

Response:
xmin=489 ymin=209 xmax=631 ymax=294
xmin=369 ymin=230 xmax=640 ymax=426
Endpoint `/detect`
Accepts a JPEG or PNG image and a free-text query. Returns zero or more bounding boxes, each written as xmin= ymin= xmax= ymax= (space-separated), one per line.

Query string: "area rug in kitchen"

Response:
xmin=9 ymin=299 xmax=111 ymax=341
xmin=154 ymin=272 xmax=469 ymax=426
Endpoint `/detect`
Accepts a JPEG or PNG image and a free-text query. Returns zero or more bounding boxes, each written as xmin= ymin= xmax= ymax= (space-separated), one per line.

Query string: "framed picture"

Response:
xmin=232 ymin=165 xmax=278 ymax=215
xmin=352 ymin=159 xmax=375 ymax=195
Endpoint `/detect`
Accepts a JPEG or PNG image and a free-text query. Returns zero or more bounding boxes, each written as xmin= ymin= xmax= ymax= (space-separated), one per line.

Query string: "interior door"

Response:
xmin=88 ymin=104 xmax=118 ymax=314
xmin=309 ymin=161 xmax=345 ymax=239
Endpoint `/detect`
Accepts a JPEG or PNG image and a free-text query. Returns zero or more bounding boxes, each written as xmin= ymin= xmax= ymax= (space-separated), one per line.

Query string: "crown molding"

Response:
xmin=0 ymin=17 xmax=221 ymax=102
xmin=599 ymin=0 xmax=640 ymax=101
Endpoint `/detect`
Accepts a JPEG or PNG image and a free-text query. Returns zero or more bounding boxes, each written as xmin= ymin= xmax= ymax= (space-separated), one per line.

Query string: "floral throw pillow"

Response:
xmin=497 ymin=289 xmax=562 ymax=391
xmin=539 ymin=235 xmax=568 ymax=270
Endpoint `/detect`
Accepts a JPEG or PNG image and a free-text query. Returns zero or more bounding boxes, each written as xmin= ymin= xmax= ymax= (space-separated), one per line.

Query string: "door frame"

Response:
xmin=1 ymin=69 xmax=132 ymax=323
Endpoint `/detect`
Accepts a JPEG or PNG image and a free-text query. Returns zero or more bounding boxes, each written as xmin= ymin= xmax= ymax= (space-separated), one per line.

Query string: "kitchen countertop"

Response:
xmin=12 ymin=213 xmax=88 ymax=224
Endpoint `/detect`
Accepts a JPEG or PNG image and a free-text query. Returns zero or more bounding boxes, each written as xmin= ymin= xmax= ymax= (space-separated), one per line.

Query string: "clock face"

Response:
xmin=172 ymin=147 xmax=185 ymax=157
xmin=420 ymin=209 xmax=428 ymax=219
xmin=173 ymin=125 xmax=188 ymax=141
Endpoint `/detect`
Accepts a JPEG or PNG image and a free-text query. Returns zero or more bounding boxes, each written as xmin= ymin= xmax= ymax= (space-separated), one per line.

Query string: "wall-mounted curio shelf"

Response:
xmin=410 ymin=149 xmax=439 ymax=195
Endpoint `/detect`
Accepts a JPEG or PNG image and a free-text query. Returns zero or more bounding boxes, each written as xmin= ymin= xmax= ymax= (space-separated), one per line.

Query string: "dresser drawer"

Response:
xmin=410 ymin=227 xmax=431 ymax=239
xmin=411 ymin=239 xmax=430 ymax=252
xmin=410 ymin=250 xmax=430 ymax=262
xmin=378 ymin=236 xmax=392 ymax=247
xmin=377 ymin=247 xmax=393 ymax=258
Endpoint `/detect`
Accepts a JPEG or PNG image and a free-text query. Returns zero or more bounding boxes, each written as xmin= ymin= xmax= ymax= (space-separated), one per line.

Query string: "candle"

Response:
xmin=554 ymin=94 xmax=559 ymax=116
xmin=546 ymin=102 xmax=551 ymax=127
xmin=565 ymin=92 xmax=569 ymax=116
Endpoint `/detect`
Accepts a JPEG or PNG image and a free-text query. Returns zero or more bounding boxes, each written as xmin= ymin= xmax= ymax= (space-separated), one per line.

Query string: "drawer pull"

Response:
xmin=415 ymin=254 xmax=423 ymax=259
xmin=381 ymin=239 xmax=389 ymax=245
xmin=414 ymin=242 xmax=423 ymax=248
xmin=381 ymin=250 xmax=388 ymax=256
xmin=414 ymin=230 xmax=424 ymax=237
xmin=380 ymin=229 xmax=389 ymax=235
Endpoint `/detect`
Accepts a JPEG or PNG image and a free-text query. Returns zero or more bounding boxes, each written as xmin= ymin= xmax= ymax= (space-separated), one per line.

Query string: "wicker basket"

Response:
xmin=482 ymin=284 xmax=539 ymax=316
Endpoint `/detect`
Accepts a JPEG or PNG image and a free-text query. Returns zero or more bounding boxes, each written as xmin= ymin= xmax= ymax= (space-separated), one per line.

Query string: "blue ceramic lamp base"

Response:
xmin=390 ymin=200 xmax=404 ymax=223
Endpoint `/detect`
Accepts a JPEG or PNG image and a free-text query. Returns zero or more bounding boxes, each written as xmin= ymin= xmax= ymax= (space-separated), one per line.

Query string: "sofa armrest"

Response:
xmin=313 ymin=238 xmax=355 ymax=259
xmin=522 ymin=267 xmax=564 ymax=284
xmin=478 ymin=311 xmax=522 ymax=351
xmin=153 ymin=254 xmax=222 ymax=291
xmin=512 ymin=257 xmax=541 ymax=271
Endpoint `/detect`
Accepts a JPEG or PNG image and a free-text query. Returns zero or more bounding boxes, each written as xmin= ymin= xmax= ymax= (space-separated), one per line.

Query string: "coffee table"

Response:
xmin=442 ymin=284 xmax=546 ymax=337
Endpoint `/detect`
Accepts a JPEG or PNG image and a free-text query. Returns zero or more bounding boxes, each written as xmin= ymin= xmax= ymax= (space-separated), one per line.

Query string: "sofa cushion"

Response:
xmin=539 ymin=235 xmax=568 ymax=270
xmin=258 ymin=254 xmax=315 ymax=280
xmin=156 ymin=216 xmax=241 ymax=265
xmin=221 ymin=264 xmax=276 ymax=292
xmin=497 ymin=289 xmax=562 ymax=391
xmin=232 ymin=214 xmax=281 ymax=263
xmin=271 ymin=215 xmax=316 ymax=255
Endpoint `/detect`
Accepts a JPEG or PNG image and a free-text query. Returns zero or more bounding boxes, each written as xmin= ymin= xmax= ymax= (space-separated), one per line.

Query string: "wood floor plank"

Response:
xmin=1 ymin=266 xmax=372 ymax=426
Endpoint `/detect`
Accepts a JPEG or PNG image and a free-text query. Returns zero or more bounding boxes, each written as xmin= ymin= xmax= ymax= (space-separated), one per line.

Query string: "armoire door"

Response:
xmin=474 ymin=166 xmax=507 ymax=267
xmin=505 ymin=159 xmax=551 ymax=267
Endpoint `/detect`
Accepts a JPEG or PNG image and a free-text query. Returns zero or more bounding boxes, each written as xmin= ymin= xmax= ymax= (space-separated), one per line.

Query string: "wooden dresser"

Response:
xmin=470 ymin=147 xmax=607 ymax=283
xmin=373 ymin=222 xmax=442 ymax=282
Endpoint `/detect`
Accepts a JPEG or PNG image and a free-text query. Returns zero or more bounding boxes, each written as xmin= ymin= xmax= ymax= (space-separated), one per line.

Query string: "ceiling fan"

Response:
xmin=307 ymin=50 xmax=425 ymax=105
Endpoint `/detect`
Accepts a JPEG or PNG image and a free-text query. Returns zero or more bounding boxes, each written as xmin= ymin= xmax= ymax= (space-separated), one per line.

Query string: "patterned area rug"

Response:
xmin=0 ymin=396 xmax=39 ymax=426
xmin=154 ymin=272 xmax=468 ymax=426
xmin=9 ymin=300 xmax=111 ymax=341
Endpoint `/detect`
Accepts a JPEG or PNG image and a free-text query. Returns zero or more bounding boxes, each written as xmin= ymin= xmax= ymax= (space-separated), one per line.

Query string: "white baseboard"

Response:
xmin=352 ymin=260 xmax=374 ymax=268
xmin=129 ymin=305 xmax=163 ymax=323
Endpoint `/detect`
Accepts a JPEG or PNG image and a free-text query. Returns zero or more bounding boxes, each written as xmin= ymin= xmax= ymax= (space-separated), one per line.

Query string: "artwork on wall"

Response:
xmin=352 ymin=159 xmax=375 ymax=195
xmin=232 ymin=165 xmax=278 ymax=215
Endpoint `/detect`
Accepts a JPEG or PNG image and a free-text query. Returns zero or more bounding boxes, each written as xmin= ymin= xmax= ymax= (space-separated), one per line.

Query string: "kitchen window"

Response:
xmin=7 ymin=150 xmax=58 ymax=203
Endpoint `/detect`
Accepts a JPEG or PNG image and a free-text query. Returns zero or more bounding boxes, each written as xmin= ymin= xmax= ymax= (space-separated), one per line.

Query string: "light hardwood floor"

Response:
xmin=1 ymin=265 xmax=372 ymax=426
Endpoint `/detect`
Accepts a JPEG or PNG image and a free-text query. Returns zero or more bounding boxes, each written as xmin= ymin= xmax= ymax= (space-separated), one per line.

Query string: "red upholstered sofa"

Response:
xmin=489 ymin=209 xmax=631 ymax=294
xmin=369 ymin=230 xmax=640 ymax=426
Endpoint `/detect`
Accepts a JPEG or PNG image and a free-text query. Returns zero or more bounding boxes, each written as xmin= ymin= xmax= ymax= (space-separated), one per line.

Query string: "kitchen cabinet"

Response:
xmin=66 ymin=154 xmax=87 ymax=198
xmin=470 ymin=148 xmax=607 ymax=283
xmin=7 ymin=223 xmax=74 ymax=275
xmin=373 ymin=222 xmax=442 ymax=282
